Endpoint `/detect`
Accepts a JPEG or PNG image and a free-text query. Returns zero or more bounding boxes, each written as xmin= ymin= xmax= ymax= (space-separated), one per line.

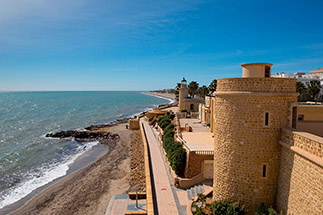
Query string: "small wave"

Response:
xmin=0 ymin=141 xmax=99 ymax=209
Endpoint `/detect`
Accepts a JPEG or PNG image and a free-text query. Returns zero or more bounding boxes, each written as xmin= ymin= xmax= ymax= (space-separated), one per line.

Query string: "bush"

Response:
xmin=169 ymin=147 xmax=186 ymax=176
xmin=157 ymin=115 xmax=168 ymax=125
xmin=164 ymin=123 xmax=174 ymax=133
xmin=149 ymin=116 xmax=154 ymax=121
xmin=163 ymin=129 xmax=174 ymax=138
xmin=255 ymin=205 xmax=283 ymax=215
xmin=210 ymin=200 xmax=246 ymax=215
xmin=181 ymin=109 xmax=188 ymax=112
xmin=160 ymin=120 xmax=171 ymax=129
xmin=158 ymin=113 xmax=187 ymax=177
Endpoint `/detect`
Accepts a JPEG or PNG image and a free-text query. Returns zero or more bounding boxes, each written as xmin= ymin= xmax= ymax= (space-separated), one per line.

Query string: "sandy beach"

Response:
xmin=144 ymin=92 xmax=176 ymax=100
xmin=10 ymin=123 xmax=133 ymax=215
xmin=1 ymin=93 xmax=172 ymax=215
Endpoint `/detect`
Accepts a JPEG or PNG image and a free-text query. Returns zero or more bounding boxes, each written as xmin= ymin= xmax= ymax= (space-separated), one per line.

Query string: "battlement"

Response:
xmin=216 ymin=78 xmax=296 ymax=93
xmin=281 ymin=128 xmax=323 ymax=159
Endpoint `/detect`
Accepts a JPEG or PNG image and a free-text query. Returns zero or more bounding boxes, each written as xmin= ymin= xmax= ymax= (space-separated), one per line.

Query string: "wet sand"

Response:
xmin=9 ymin=123 xmax=132 ymax=215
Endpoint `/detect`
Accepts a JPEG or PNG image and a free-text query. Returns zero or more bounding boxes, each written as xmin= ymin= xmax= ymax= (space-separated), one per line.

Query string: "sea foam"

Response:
xmin=0 ymin=141 xmax=99 ymax=209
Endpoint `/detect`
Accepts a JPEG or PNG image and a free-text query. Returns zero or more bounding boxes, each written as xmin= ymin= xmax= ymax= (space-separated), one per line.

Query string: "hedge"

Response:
xmin=158 ymin=116 xmax=186 ymax=177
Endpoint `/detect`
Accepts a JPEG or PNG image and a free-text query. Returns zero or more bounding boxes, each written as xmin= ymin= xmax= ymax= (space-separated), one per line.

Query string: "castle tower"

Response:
xmin=212 ymin=63 xmax=298 ymax=213
xmin=179 ymin=77 xmax=188 ymax=111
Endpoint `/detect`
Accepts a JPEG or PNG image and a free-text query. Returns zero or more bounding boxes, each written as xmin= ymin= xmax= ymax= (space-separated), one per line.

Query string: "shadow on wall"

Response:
xmin=297 ymin=121 xmax=323 ymax=137
xmin=276 ymin=147 xmax=295 ymax=213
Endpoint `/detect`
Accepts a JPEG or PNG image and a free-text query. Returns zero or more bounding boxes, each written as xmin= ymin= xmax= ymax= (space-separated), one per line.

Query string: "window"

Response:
xmin=292 ymin=107 xmax=297 ymax=129
xmin=265 ymin=112 xmax=269 ymax=126
xmin=265 ymin=66 xmax=271 ymax=78
xmin=298 ymin=115 xmax=304 ymax=121
xmin=262 ymin=165 xmax=267 ymax=177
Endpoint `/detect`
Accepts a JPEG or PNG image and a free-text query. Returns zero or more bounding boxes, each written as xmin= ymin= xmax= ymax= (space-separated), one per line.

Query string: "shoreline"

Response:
xmin=8 ymin=122 xmax=132 ymax=215
xmin=0 ymin=143 xmax=108 ymax=215
xmin=1 ymin=92 xmax=174 ymax=215
xmin=143 ymin=91 xmax=176 ymax=103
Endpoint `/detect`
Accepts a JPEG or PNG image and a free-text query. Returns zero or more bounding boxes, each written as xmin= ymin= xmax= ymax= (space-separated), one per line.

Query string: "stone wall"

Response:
xmin=216 ymin=78 xmax=296 ymax=93
xmin=277 ymin=128 xmax=323 ymax=214
xmin=184 ymin=151 xmax=213 ymax=178
xmin=213 ymin=77 xmax=297 ymax=214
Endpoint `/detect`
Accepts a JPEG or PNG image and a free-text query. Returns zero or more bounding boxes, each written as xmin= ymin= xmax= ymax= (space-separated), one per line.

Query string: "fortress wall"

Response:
xmin=216 ymin=78 xmax=296 ymax=93
xmin=213 ymin=77 xmax=297 ymax=214
xmin=277 ymin=128 xmax=323 ymax=214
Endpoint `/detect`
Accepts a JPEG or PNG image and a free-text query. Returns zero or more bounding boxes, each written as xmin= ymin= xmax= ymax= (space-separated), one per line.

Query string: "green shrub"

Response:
xmin=210 ymin=200 xmax=246 ymax=215
xmin=169 ymin=147 xmax=186 ymax=176
xmin=180 ymin=109 xmax=188 ymax=112
xmin=189 ymin=109 xmax=195 ymax=112
xmin=157 ymin=115 xmax=168 ymax=124
xmin=164 ymin=123 xmax=174 ymax=133
xmin=163 ymin=129 xmax=174 ymax=138
xmin=159 ymin=113 xmax=187 ymax=178
xmin=160 ymin=120 xmax=171 ymax=129
xmin=255 ymin=205 xmax=283 ymax=215
xmin=149 ymin=116 xmax=154 ymax=121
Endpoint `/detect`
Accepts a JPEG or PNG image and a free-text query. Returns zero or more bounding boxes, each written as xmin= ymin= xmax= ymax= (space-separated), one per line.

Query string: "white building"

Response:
xmin=272 ymin=67 xmax=323 ymax=94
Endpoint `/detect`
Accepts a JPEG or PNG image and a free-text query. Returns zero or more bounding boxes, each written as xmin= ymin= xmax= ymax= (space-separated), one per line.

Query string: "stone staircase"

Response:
xmin=186 ymin=184 xmax=205 ymax=200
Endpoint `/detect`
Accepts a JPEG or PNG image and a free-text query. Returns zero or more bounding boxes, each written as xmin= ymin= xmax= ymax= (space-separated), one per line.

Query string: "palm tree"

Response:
xmin=174 ymin=83 xmax=181 ymax=101
xmin=188 ymin=81 xmax=199 ymax=98
xmin=208 ymin=79 xmax=217 ymax=94
xmin=198 ymin=85 xmax=209 ymax=98
xmin=296 ymin=82 xmax=306 ymax=101
xmin=306 ymin=80 xmax=322 ymax=101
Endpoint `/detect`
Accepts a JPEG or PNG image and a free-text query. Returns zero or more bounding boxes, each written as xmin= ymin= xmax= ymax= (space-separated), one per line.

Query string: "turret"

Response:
xmin=212 ymin=63 xmax=298 ymax=213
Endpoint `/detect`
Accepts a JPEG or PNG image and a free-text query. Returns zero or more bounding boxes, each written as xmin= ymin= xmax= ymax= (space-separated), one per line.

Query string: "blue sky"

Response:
xmin=0 ymin=0 xmax=322 ymax=91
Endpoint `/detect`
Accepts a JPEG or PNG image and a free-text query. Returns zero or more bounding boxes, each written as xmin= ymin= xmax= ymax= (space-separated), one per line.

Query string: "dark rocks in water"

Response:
xmin=45 ymin=130 xmax=120 ymax=144
xmin=85 ymin=124 xmax=115 ymax=131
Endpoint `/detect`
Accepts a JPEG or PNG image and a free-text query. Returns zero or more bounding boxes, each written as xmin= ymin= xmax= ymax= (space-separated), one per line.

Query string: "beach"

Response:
xmin=9 ymin=122 xmax=133 ymax=215
xmin=0 ymin=91 xmax=173 ymax=215
xmin=144 ymin=92 xmax=176 ymax=101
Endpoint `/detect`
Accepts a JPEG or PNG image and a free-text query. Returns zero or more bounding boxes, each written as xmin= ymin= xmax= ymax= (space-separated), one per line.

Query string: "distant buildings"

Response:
xmin=272 ymin=67 xmax=323 ymax=94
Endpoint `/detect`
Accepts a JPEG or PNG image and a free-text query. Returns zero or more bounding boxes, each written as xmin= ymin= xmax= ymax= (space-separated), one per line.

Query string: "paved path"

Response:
xmin=141 ymin=118 xmax=180 ymax=215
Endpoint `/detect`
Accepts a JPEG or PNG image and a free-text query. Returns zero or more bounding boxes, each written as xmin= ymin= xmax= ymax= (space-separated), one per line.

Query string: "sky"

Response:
xmin=0 ymin=0 xmax=323 ymax=91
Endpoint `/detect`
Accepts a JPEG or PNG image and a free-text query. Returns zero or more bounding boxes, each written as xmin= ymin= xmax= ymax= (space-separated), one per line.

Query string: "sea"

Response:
xmin=0 ymin=91 xmax=173 ymax=210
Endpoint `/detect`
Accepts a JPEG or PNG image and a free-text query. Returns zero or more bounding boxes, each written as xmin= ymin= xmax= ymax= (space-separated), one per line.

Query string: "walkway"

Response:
xmin=141 ymin=118 xmax=180 ymax=215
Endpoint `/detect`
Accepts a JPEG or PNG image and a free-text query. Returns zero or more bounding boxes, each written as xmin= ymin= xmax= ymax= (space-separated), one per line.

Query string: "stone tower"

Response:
xmin=179 ymin=77 xmax=188 ymax=111
xmin=212 ymin=63 xmax=298 ymax=213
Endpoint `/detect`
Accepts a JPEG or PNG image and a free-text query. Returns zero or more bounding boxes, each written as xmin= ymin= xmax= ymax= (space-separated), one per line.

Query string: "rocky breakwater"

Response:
xmin=46 ymin=127 xmax=120 ymax=148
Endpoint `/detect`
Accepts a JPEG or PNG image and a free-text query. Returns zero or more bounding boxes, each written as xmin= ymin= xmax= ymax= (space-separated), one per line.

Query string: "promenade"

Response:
xmin=140 ymin=118 xmax=184 ymax=215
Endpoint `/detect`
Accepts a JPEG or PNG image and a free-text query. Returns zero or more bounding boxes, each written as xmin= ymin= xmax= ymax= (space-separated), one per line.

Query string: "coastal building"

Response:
xmin=178 ymin=77 xmax=203 ymax=112
xmin=211 ymin=63 xmax=323 ymax=214
xmin=272 ymin=67 xmax=323 ymax=94
xmin=199 ymin=95 xmax=212 ymax=127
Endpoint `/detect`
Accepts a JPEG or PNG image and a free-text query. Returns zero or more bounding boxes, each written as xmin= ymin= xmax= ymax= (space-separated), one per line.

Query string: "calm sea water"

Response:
xmin=0 ymin=91 xmax=172 ymax=209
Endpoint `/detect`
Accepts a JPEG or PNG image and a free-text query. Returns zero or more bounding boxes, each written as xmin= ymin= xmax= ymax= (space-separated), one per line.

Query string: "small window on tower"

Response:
xmin=262 ymin=165 xmax=267 ymax=177
xmin=265 ymin=112 xmax=269 ymax=126
xmin=265 ymin=66 xmax=271 ymax=78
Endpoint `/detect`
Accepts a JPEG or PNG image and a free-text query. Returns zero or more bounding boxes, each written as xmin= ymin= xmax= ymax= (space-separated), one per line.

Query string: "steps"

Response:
xmin=186 ymin=184 xmax=205 ymax=200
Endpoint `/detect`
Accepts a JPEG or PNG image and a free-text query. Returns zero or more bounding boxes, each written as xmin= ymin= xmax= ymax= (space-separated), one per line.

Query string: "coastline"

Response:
xmin=143 ymin=91 xmax=176 ymax=102
xmin=0 ymin=92 xmax=174 ymax=215
xmin=8 ymin=122 xmax=132 ymax=215
xmin=0 ymin=143 xmax=108 ymax=215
